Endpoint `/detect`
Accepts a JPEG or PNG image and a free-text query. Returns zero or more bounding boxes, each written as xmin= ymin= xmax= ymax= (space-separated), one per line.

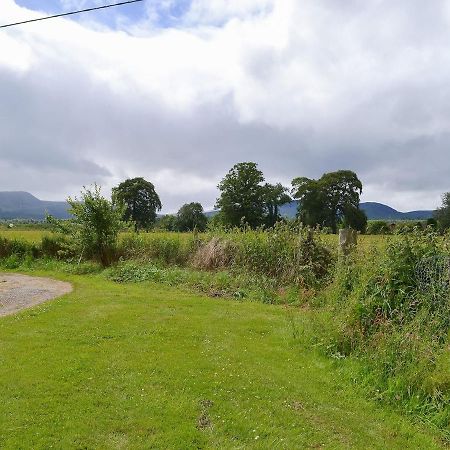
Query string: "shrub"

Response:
xmin=366 ymin=220 xmax=390 ymax=235
xmin=322 ymin=230 xmax=450 ymax=428
xmin=48 ymin=185 xmax=126 ymax=266
xmin=0 ymin=237 xmax=38 ymax=259
xmin=41 ymin=235 xmax=72 ymax=259
xmin=229 ymin=224 xmax=334 ymax=288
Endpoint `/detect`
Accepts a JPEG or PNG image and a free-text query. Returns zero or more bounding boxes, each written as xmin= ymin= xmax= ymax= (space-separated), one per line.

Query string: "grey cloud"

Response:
xmin=1 ymin=0 xmax=450 ymax=211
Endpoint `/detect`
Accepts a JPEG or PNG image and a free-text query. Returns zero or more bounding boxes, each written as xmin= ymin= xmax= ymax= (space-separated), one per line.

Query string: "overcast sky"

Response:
xmin=1 ymin=0 xmax=449 ymax=212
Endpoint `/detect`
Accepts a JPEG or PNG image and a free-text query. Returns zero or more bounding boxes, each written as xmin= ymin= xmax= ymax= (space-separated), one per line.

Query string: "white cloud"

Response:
xmin=0 ymin=0 xmax=449 ymax=211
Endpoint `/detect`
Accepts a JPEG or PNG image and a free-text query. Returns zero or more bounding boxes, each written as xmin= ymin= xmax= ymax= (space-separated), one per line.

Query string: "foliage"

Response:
xmin=40 ymin=235 xmax=71 ymax=258
xmin=216 ymin=162 xmax=266 ymax=228
xmin=366 ymin=220 xmax=391 ymax=235
xmin=118 ymin=224 xmax=334 ymax=289
xmin=206 ymin=211 xmax=227 ymax=231
xmin=112 ymin=177 xmax=162 ymax=231
xmin=434 ymin=192 xmax=450 ymax=231
xmin=322 ymin=230 xmax=450 ymax=431
xmin=0 ymin=237 xmax=39 ymax=259
xmin=262 ymin=183 xmax=291 ymax=227
xmin=225 ymin=223 xmax=334 ymax=288
xmin=394 ymin=221 xmax=424 ymax=234
xmin=107 ymin=261 xmax=281 ymax=303
xmin=175 ymin=202 xmax=207 ymax=232
xmin=191 ymin=237 xmax=235 ymax=270
xmin=427 ymin=217 xmax=438 ymax=229
xmin=119 ymin=232 xmax=203 ymax=266
xmin=292 ymin=170 xmax=366 ymax=233
xmin=155 ymin=214 xmax=177 ymax=231
xmin=341 ymin=204 xmax=368 ymax=232
xmin=48 ymin=185 xmax=126 ymax=266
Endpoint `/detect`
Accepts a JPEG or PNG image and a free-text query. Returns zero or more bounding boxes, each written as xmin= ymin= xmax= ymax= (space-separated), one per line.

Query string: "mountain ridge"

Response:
xmin=0 ymin=192 xmax=435 ymax=221
xmin=207 ymin=201 xmax=434 ymax=221
xmin=0 ymin=191 xmax=70 ymax=220
xmin=279 ymin=201 xmax=434 ymax=220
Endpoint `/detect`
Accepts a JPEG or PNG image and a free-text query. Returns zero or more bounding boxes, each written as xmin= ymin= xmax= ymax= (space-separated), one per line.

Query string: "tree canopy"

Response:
xmin=292 ymin=170 xmax=366 ymax=232
xmin=216 ymin=162 xmax=266 ymax=228
xmin=112 ymin=177 xmax=162 ymax=231
xmin=176 ymin=202 xmax=207 ymax=232
xmin=262 ymin=183 xmax=291 ymax=227
xmin=434 ymin=192 xmax=450 ymax=231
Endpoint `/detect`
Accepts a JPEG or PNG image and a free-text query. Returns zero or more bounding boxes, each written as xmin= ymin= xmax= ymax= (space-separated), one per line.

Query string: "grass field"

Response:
xmin=0 ymin=229 xmax=390 ymax=246
xmin=0 ymin=229 xmax=49 ymax=243
xmin=0 ymin=271 xmax=445 ymax=449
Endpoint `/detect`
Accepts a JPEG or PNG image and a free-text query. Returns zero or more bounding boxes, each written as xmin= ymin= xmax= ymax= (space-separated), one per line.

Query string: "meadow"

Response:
xmin=0 ymin=226 xmax=449 ymax=448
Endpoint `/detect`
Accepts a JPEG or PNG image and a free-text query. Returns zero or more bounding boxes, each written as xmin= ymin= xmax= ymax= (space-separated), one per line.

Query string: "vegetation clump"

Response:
xmin=435 ymin=192 xmax=450 ymax=231
xmin=112 ymin=177 xmax=162 ymax=231
xmin=292 ymin=170 xmax=367 ymax=232
xmin=322 ymin=230 xmax=450 ymax=431
xmin=48 ymin=185 xmax=125 ymax=266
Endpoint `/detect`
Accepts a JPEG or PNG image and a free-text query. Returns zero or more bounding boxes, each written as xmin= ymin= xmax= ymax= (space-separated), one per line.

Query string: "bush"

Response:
xmin=0 ymin=237 xmax=38 ymax=258
xmin=366 ymin=220 xmax=390 ymax=235
xmin=322 ymin=230 xmax=450 ymax=429
xmin=193 ymin=223 xmax=334 ymax=288
xmin=48 ymin=185 xmax=126 ymax=266
xmin=41 ymin=235 xmax=72 ymax=259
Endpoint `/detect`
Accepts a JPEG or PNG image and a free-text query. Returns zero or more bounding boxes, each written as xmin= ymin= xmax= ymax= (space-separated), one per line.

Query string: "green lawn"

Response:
xmin=0 ymin=272 xmax=445 ymax=449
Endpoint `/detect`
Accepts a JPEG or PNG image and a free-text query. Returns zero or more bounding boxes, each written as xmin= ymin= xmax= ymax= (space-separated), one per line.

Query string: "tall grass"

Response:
xmin=118 ymin=224 xmax=335 ymax=289
xmin=321 ymin=230 xmax=450 ymax=433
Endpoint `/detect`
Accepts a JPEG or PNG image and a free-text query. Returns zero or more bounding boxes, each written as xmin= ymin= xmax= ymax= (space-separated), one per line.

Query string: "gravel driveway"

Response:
xmin=0 ymin=273 xmax=72 ymax=317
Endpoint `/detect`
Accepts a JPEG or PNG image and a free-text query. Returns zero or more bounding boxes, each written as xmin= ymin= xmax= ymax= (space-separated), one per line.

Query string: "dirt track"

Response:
xmin=0 ymin=273 xmax=72 ymax=317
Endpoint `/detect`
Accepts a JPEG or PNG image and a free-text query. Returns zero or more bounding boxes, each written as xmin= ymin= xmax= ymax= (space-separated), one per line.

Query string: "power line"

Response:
xmin=0 ymin=0 xmax=144 ymax=29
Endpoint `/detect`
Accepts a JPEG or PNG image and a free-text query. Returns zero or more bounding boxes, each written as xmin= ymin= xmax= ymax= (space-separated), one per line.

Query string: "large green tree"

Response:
xmin=263 ymin=183 xmax=291 ymax=227
xmin=434 ymin=192 xmax=450 ymax=231
xmin=292 ymin=170 xmax=366 ymax=232
xmin=112 ymin=177 xmax=162 ymax=231
xmin=176 ymin=202 xmax=207 ymax=232
xmin=216 ymin=162 xmax=265 ymax=228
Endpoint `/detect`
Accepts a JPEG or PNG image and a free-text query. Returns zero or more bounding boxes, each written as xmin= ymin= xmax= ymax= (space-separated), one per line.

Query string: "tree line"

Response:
xmin=85 ymin=161 xmax=450 ymax=234
xmin=111 ymin=162 xmax=369 ymax=233
xmin=48 ymin=163 xmax=450 ymax=266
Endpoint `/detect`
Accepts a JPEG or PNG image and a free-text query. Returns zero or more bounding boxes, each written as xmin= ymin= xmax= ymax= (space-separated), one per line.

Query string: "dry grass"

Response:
xmin=191 ymin=237 xmax=234 ymax=270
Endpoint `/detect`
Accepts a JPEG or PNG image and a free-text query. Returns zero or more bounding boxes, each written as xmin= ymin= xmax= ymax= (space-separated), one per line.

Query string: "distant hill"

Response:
xmin=207 ymin=201 xmax=434 ymax=221
xmin=279 ymin=201 xmax=434 ymax=221
xmin=359 ymin=202 xmax=434 ymax=221
xmin=0 ymin=192 xmax=70 ymax=220
xmin=0 ymin=191 xmax=435 ymax=222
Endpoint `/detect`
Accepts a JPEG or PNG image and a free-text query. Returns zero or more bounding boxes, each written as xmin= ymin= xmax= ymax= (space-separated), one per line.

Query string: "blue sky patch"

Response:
xmin=14 ymin=0 xmax=154 ymax=29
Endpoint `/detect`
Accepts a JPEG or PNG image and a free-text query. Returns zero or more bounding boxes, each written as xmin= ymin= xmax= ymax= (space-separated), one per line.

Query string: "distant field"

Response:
xmin=0 ymin=230 xmax=48 ymax=243
xmin=0 ymin=229 xmax=389 ymax=250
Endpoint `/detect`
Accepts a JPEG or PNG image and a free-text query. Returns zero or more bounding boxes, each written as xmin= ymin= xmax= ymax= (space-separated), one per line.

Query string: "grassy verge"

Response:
xmin=0 ymin=228 xmax=449 ymax=440
xmin=0 ymin=271 xmax=445 ymax=449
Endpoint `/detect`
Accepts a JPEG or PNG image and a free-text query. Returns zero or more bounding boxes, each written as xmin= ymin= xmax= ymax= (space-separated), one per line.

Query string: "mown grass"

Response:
xmin=0 ymin=271 xmax=445 ymax=449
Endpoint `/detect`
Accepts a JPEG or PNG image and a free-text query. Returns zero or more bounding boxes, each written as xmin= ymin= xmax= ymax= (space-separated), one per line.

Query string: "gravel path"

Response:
xmin=0 ymin=273 xmax=72 ymax=317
